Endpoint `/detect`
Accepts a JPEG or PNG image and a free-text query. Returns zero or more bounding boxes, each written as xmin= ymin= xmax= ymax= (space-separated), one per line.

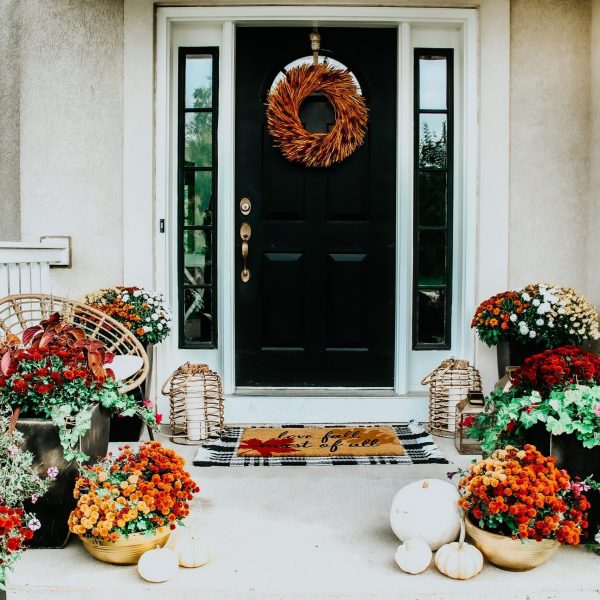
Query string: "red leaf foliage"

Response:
xmin=238 ymin=437 xmax=298 ymax=457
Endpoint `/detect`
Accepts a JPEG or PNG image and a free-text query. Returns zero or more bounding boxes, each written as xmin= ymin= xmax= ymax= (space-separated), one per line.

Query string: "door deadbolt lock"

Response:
xmin=240 ymin=197 xmax=252 ymax=216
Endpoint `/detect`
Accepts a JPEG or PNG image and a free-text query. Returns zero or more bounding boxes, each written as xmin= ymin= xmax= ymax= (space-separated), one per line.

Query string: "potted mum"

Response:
xmin=84 ymin=286 xmax=173 ymax=441
xmin=0 ymin=412 xmax=56 ymax=587
xmin=0 ymin=313 xmax=159 ymax=547
xmin=69 ymin=441 xmax=199 ymax=564
xmin=457 ymin=445 xmax=594 ymax=570
xmin=471 ymin=283 xmax=600 ymax=377
xmin=468 ymin=345 xmax=600 ymax=536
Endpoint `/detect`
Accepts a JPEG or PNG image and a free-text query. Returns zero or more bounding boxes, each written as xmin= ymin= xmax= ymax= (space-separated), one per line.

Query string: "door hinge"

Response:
xmin=159 ymin=219 xmax=165 ymax=233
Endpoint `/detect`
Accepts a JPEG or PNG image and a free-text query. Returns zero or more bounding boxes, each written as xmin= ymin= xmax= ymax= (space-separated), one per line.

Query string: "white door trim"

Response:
xmin=140 ymin=2 xmax=508 ymax=422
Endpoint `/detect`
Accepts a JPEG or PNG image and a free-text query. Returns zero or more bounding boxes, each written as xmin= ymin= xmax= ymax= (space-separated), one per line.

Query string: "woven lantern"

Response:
xmin=161 ymin=363 xmax=224 ymax=445
xmin=421 ymin=358 xmax=482 ymax=438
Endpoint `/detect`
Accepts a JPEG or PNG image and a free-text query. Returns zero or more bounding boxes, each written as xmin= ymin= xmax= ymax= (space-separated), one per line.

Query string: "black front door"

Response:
xmin=235 ymin=26 xmax=397 ymax=387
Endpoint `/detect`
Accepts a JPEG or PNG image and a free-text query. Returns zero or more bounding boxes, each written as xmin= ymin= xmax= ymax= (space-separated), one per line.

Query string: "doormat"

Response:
xmin=237 ymin=425 xmax=404 ymax=458
xmin=192 ymin=421 xmax=447 ymax=467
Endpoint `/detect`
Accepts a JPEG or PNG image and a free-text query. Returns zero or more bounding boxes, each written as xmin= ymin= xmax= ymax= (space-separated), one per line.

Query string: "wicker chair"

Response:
xmin=0 ymin=294 xmax=148 ymax=393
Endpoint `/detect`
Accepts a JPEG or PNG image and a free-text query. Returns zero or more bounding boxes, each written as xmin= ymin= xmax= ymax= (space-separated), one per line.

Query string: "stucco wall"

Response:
xmin=0 ymin=0 xmax=22 ymax=241
xmin=18 ymin=0 xmax=124 ymax=298
xmin=587 ymin=0 xmax=600 ymax=309
xmin=509 ymin=0 xmax=591 ymax=292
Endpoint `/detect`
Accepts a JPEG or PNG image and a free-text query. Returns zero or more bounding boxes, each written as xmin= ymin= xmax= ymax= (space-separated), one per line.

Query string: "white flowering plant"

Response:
xmin=472 ymin=283 xmax=600 ymax=348
xmin=84 ymin=287 xmax=173 ymax=345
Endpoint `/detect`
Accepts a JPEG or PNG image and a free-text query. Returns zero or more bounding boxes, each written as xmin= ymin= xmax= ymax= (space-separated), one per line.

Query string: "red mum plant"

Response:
xmin=0 ymin=505 xmax=39 ymax=590
xmin=458 ymin=445 xmax=594 ymax=545
xmin=69 ymin=441 xmax=199 ymax=541
xmin=511 ymin=346 xmax=600 ymax=398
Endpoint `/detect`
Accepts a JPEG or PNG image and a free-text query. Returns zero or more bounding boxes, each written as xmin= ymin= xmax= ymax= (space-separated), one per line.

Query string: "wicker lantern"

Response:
xmin=454 ymin=391 xmax=485 ymax=454
xmin=421 ymin=358 xmax=482 ymax=438
xmin=161 ymin=363 xmax=224 ymax=445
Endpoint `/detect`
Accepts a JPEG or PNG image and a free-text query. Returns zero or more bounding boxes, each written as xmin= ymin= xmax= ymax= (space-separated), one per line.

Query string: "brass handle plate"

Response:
xmin=240 ymin=222 xmax=251 ymax=283
xmin=240 ymin=197 xmax=252 ymax=216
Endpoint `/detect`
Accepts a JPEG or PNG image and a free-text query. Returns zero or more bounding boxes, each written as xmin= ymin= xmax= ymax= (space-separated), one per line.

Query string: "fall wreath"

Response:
xmin=266 ymin=63 xmax=368 ymax=168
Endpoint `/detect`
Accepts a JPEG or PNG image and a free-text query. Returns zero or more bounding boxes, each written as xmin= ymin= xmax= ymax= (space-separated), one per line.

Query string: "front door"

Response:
xmin=235 ymin=26 xmax=397 ymax=387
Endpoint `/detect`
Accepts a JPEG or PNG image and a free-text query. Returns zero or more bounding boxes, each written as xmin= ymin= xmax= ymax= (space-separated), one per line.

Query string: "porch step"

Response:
xmin=7 ymin=438 xmax=600 ymax=599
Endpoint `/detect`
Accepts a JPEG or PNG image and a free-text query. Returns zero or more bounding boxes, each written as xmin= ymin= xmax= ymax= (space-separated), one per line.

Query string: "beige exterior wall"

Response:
xmin=588 ymin=0 xmax=600 ymax=309
xmin=18 ymin=0 xmax=124 ymax=297
xmin=0 ymin=0 xmax=22 ymax=241
xmin=509 ymin=0 xmax=591 ymax=292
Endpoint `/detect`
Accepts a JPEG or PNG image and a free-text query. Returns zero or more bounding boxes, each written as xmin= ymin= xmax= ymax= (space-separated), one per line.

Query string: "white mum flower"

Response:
xmin=532 ymin=299 xmax=540 ymax=307
xmin=133 ymin=290 xmax=141 ymax=297
xmin=510 ymin=314 xmax=518 ymax=322
xmin=529 ymin=330 xmax=537 ymax=338
xmin=157 ymin=323 xmax=163 ymax=330
xmin=522 ymin=292 xmax=531 ymax=301
xmin=537 ymin=302 xmax=551 ymax=314
xmin=558 ymin=307 xmax=565 ymax=314
xmin=151 ymin=313 xmax=159 ymax=321
xmin=536 ymin=319 xmax=544 ymax=326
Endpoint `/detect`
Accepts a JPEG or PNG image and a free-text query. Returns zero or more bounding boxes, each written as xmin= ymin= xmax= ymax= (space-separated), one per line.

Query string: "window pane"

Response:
xmin=419 ymin=56 xmax=447 ymax=110
xmin=183 ymin=287 xmax=212 ymax=344
xmin=419 ymin=114 xmax=447 ymax=168
xmin=184 ymin=230 xmax=212 ymax=285
xmin=418 ymin=171 xmax=447 ymax=226
xmin=185 ymin=55 xmax=212 ymax=108
xmin=185 ymin=113 xmax=213 ymax=167
xmin=418 ymin=230 xmax=447 ymax=286
xmin=416 ymin=289 xmax=446 ymax=345
xmin=183 ymin=171 xmax=213 ymax=226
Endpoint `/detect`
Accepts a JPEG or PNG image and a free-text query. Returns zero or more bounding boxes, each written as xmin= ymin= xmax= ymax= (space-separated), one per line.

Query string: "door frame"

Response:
xmin=138 ymin=3 xmax=507 ymax=422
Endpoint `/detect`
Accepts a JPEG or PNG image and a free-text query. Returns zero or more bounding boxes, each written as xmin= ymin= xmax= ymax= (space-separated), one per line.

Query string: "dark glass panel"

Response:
xmin=418 ymin=171 xmax=447 ymax=226
xmin=418 ymin=230 xmax=447 ymax=286
xmin=419 ymin=56 xmax=447 ymax=110
xmin=183 ymin=171 xmax=213 ymax=226
xmin=416 ymin=289 xmax=446 ymax=345
xmin=184 ymin=230 xmax=212 ymax=285
xmin=185 ymin=113 xmax=213 ymax=167
xmin=419 ymin=113 xmax=447 ymax=168
xmin=185 ymin=55 xmax=212 ymax=108
xmin=183 ymin=287 xmax=212 ymax=344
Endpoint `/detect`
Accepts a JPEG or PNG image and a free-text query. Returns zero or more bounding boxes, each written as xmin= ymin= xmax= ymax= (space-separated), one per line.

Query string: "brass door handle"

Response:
xmin=240 ymin=222 xmax=251 ymax=282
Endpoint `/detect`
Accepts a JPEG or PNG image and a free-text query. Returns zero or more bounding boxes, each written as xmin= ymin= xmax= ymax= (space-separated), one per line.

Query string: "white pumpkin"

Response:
xmin=390 ymin=478 xmax=462 ymax=550
xmin=167 ymin=532 xmax=210 ymax=568
xmin=137 ymin=547 xmax=179 ymax=583
xmin=394 ymin=538 xmax=432 ymax=574
xmin=435 ymin=520 xmax=483 ymax=580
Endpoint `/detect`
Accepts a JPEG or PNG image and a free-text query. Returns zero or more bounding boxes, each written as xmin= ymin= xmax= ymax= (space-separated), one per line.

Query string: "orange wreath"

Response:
xmin=266 ymin=63 xmax=368 ymax=168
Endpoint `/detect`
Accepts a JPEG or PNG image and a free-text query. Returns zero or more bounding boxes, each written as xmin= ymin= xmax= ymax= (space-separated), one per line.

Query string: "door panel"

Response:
xmin=235 ymin=26 xmax=397 ymax=387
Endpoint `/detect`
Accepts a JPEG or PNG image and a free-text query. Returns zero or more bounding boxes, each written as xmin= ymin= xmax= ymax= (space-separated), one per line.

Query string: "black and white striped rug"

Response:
xmin=192 ymin=421 xmax=447 ymax=467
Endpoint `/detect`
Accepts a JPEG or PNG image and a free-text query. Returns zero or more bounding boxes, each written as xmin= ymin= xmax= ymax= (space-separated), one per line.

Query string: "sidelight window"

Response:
xmin=177 ymin=48 xmax=219 ymax=348
xmin=413 ymin=49 xmax=453 ymax=349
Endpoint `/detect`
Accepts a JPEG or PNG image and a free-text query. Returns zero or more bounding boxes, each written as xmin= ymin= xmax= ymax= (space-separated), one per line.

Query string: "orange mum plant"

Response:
xmin=457 ymin=445 xmax=592 ymax=545
xmin=68 ymin=441 xmax=199 ymax=541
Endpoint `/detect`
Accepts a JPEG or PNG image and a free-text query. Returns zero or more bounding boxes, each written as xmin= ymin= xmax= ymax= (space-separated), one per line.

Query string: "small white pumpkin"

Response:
xmin=390 ymin=479 xmax=462 ymax=550
xmin=137 ymin=547 xmax=179 ymax=582
xmin=435 ymin=520 xmax=483 ymax=580
xmin=394 ymin=538 xmax=432 ymax=574
xmin=167 ymin=532 xmax=210 ymax=568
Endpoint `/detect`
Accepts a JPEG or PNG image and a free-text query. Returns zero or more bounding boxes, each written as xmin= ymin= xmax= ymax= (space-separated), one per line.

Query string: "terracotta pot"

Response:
xmin=465 ymin=518 xmax=560 ymax=571
xmin=16 ymin=403 xmax=110 ymax=548
xmin=79 ymin=526 xmax=170 ymax=565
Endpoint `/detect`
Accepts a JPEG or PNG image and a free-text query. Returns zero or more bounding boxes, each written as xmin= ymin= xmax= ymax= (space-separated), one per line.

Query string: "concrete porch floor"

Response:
xmin=6 ymin=434 xmax=600 ymax=600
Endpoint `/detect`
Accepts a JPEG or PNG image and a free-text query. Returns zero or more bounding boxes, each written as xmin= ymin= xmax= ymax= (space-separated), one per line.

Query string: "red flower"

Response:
xmin=12 ymin=379 xmax=28 ymax=395
xmin=459 ymin=415 xmax=475 ymax=428
xmin=155 ymin=413 xmax=163 ymax=424
xmin=506 ymin=420 xmax=516 ymax=433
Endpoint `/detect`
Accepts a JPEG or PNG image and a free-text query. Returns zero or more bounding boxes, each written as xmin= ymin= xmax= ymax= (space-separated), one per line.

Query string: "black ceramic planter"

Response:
xmin=109 ymin=343 xmax=153 ymax=442
xmin=16 ymin=403 xmax=110 ymax=548
xmin=496 ymin=340 xmax=546 ymax=379
xmin=523 ymin=426 xmax=600 ymax=540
